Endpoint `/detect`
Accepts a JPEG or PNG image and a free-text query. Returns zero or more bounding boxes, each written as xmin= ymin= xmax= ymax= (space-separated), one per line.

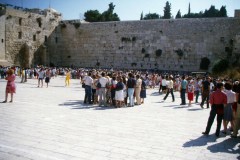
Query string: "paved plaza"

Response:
xmin=0 ymin=76 xmax=239 ymax=160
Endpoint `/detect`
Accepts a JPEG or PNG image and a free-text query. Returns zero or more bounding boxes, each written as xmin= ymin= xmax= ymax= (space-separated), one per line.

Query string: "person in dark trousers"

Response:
xmin=163 ymin=75 xmax=175 ymax=102
xmin=200 ymin=77 xmax=210 ymax=108
xmin=180 ymin=75 xmax=187 ymax=105
xmin=202 ymin=83 xmax=227 ymax=137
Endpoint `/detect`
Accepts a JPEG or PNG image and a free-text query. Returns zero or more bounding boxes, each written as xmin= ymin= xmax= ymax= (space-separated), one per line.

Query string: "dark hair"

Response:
xmin=216 ymin=82 xmax=223 ymax=89
xmin=224 ymin=82 xmax=232 ymax=90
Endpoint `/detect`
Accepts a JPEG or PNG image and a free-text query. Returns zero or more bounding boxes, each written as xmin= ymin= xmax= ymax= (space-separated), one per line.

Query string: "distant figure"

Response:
xmin=65 ymin=69 xmax=71 ymax=87
xmin=187 ymin=80 xmax=195 ymax=106
xmin=180 ymin=75 xmax=187 ymax=105
xmin=2 ymin=69 xmax=16 ymax=103
xmin=45 ymin=69 xmax=51 ymax=88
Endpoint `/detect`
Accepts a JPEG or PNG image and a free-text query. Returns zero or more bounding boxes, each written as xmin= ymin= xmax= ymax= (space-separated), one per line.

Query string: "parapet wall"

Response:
xmin=48 ymin=18 xmax=240 ymax=71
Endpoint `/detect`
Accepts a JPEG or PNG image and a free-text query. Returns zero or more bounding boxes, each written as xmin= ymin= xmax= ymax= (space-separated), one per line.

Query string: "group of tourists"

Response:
xmin=1 ymin=65 xmax=240 ymax=138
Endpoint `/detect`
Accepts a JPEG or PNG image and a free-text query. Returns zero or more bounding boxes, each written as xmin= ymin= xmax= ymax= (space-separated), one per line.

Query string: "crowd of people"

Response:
xmin=1 ymin=65 xmax=240 ymax=138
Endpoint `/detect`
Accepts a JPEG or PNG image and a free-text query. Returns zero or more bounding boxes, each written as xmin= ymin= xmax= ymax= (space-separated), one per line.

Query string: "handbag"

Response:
xmin=82 ymin=83 xmax=86 ymax=88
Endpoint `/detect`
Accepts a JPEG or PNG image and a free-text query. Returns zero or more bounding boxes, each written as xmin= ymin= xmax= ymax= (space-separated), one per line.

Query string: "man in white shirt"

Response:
xmin=163 ymin=75 xmax=175 ymax=102
xmin=98 ymin=72 xmax=108 ymax=106
xmin=83 ymin=72 xmax=93 ymax=104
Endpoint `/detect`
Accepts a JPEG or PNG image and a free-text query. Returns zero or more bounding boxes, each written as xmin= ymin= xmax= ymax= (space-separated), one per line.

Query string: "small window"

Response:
xmin=19 ymin=18 xmax=22 ymax=25
xmin=44 ymin=36 xmax=47 ymax=42
xmin=1 ymin=39 xmax=3 ymax=43
xmin=33 ymin=35 xmax=36 ymax=41
xmin=55 ymin=37 xmax=58 ymax=43
xmin=18 ymin=32 xmax=22 ymax=39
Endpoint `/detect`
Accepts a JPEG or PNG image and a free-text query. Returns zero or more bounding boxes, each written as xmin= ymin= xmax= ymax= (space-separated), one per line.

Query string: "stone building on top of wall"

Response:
xmin=0 ymin=3 xmax=61 ymax=67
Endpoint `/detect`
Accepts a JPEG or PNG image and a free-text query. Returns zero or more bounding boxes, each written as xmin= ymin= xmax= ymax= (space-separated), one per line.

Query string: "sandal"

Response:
xmin=2 ymin=100 xmax=7 ymax=103
xmin=9 ymin=100 xmax=13 ymax=103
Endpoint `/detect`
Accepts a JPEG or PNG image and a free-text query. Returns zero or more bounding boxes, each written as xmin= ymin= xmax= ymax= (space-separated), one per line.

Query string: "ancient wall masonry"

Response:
xmin=0 ymin=6 xmax=61 ymax=67
xmin=1 ymin=5 xmax=240 ymax=72
xmin=47 ymin=17 xmax=240 ymax=71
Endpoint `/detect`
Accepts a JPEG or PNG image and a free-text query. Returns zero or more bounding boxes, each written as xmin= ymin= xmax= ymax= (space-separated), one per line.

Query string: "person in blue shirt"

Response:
xmin=180 ymin=75 xmax=187 ymax=105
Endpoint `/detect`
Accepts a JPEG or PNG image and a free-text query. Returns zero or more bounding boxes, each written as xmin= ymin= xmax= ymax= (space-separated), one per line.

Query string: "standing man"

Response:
xmin=98 ymin=72 xmax=108 ymax=106
xmin=135 ymin=74 xmax=142 ymax=105
xmin=127 ymin=73 xmax=136 ymax=107
xmin=180 ymin=75 xmax=187 ymax=105
xmin=163 ymin=75 xmax=175 ymax=102
xmin=83 ymin=72 xmax=93 ymax=104
xmin=200 ymin=77 xmax=210 ymax=108
xmin=202 ymin=83 xmax=227 ymax=137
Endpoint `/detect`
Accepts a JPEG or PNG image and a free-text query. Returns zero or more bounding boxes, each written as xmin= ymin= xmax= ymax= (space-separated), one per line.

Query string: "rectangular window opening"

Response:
xmin=33 ymin=35 xmax=36 ymax=41
xmin=18 ymin=32 xmax=22 ymax=39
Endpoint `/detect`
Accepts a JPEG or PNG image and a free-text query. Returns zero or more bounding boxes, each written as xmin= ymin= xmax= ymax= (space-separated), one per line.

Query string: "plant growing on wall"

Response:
xmin=212 ymin=59 xmax=229 ymax=74
xmin=175 ymin=49 xmax=184 ymax=57
xmin=155 ymin=49 xmax=162 ymax=57
xmin=131 ymin=62 xmax=137 ymax=67
xmin=96 ymin=62 xmax=100 ymax=66
xmin=73 ymin=23 xmax=81 ymax=29
xmin=144 ymin=54 xmax=150 ymax=58
xmin=60 ymin=23 xmax=67 ymax=28
xmin=141 ymin=48 xmax=146 ymax=53
xmin=200 ymin=57 xmax=210 ymax=70
xmin=121 ymin=37 xmax=131 ymax=42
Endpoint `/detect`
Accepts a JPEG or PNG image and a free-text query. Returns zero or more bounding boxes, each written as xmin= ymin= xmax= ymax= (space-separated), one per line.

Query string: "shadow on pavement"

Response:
xmin=150 ymin=92 xmax=161 ymax=96
xmin=183 ymin=135 xmax=217 ymax=147
xmin=207 ymin=138 xmax=240 ymax=155
xmin=59 ymin=100 xmax=118 ymax=110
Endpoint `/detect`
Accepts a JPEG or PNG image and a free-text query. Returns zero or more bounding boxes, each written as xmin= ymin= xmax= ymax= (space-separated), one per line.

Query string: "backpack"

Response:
xmin=97 ymin=82 xmax=101 ymax=88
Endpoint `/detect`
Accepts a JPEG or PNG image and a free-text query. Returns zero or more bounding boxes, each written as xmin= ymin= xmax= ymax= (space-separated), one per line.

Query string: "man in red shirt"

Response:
xmin=202 ymin=83 xmax=227 ymax=137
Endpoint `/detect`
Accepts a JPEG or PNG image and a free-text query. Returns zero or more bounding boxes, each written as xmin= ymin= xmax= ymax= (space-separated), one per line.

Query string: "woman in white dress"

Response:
xmin=115 ymin=76 xmax=124 ymax=108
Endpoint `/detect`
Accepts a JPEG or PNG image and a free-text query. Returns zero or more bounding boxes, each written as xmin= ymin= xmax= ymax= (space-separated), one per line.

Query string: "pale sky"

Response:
xmin=1 ymin=0 xmax=239 ymax=20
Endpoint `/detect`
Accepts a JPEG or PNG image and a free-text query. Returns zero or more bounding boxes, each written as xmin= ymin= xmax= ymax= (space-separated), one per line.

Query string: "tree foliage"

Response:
xmin=84 ymin=3 xmax=120 ymax=22
xmin=162 ymin=1 xmax=171 ymax=19
xmin=84 ymin=10 xmax=101 ymax=22
xmin=175 ymin=10 xmax=181 ymax=19
xmin=182 ymin=5 xmax=227 ymax=18
xmin=212 ymin=59 xmax=229 ymax=74
xmin=143 ymin=13 xmax=160 ymax=20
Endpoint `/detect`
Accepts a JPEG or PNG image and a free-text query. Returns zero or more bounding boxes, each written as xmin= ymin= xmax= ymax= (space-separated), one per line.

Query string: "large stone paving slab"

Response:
xmin=0 ymin=76 xmax=239 ymax=160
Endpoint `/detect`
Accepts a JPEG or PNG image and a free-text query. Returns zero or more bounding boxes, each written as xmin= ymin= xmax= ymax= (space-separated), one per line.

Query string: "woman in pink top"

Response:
xmin=3 ymin=69 xmax=16 ymax=103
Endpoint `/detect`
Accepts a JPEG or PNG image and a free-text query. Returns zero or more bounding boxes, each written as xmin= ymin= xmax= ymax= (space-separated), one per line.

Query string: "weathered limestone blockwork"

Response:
xmin=0 ymin=15 xmax=5 ymax=60
xmin=48 ymin=17 xmax=240 ymax=71
xmin=1 ymin=7 xmax=61 ymax=67
xmin=1 ymin=6 xmax=240 ymax=71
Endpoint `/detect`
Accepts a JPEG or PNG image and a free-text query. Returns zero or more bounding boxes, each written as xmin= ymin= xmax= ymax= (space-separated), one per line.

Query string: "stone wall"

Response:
xmin=48 ymin=17 xmax=240 ymax=71
xmin=0 ymin=15 xmax=5 ymax=60
xmin=3 ymin=7 xmax=61 ymax=67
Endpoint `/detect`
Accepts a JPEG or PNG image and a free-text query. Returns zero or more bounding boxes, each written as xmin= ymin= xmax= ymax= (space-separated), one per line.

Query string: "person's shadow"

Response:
xmin=183 ymin=135 xmax=217 ymax=147
xmin=207 ymin=137 xmax=240 ymax=155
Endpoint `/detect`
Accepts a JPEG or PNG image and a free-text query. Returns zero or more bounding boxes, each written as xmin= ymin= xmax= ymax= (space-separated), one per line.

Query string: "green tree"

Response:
xmin=143 ymin=13 xmax=160 ymax=20
xmin=219 ymin=6 xmax=227 ymax=17
xmin=162 ymin=1 xmax=171 ymax=19
xmin=212 ymin=59 xmax=229 ymax=73
xmin=204 ymin=5 xmax=219 ymax=17
xmin=140 ymin=11 xmax=143 ymax=20
xmin=101 ymin=2 xmax=120 ymax=21
xmin=188 ymin=3 xmax=191 ymax=15
xmin=84 ymin=3 xmax=120 ymax=22
xmin=84 ymin=10 xmax=101 ymax=22
xmin=175 ymin=10 xmax=181 ymax=19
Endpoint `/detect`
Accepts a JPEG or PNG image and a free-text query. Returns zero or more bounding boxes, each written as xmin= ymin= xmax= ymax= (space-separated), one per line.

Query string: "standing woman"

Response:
xmin=65 ymin=69 xmax=71 ymax=87
xmin=3 ymin=69 xmax=16 ymax=103
xmin=45 ymin=69 xmax=51 ymax=88
xmin=187 ymin=80 xmax=195 ymax=106
xmin=140 ymin=77 xmax=147 ymax=104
